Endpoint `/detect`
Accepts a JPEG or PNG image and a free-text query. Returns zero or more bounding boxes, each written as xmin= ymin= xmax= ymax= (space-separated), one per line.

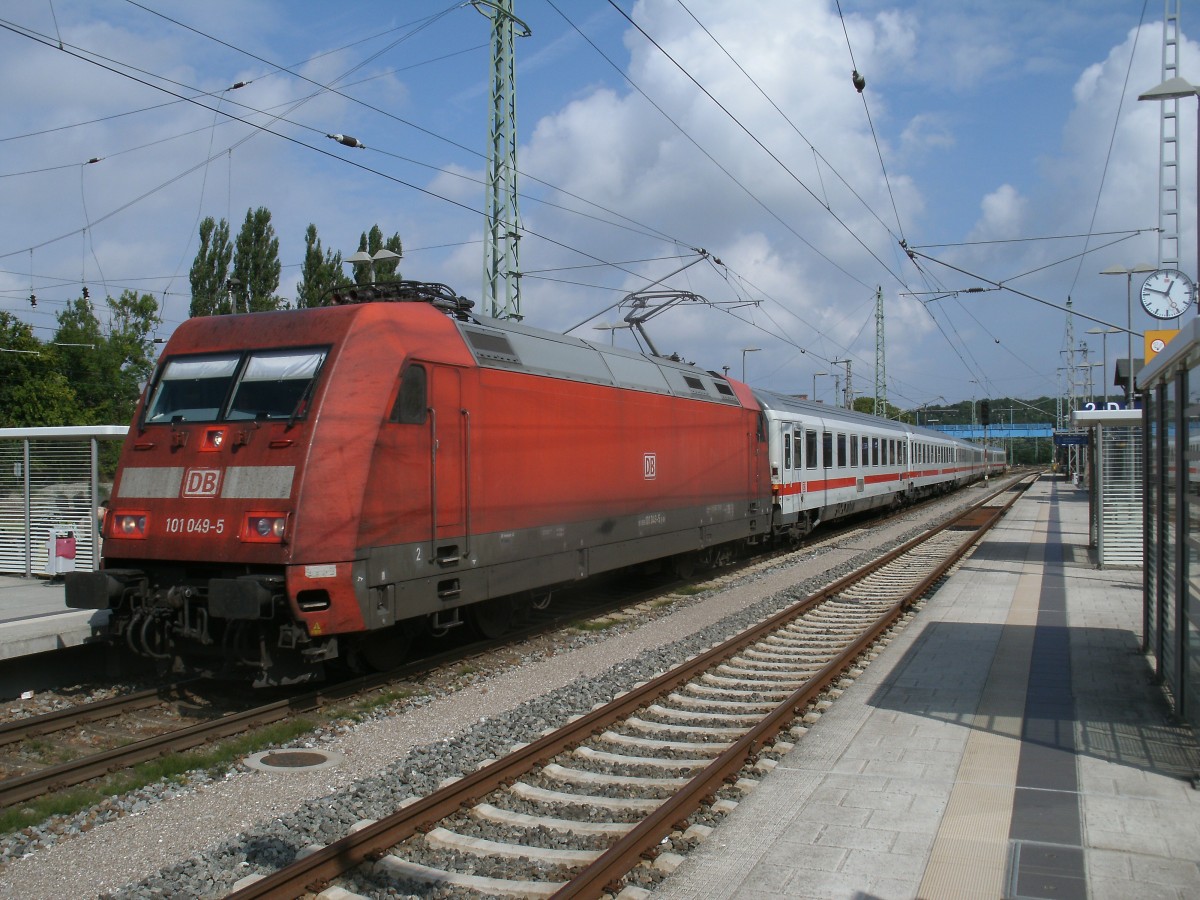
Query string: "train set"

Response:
xmin=66 ymin=281 xmax=1004 ymax=685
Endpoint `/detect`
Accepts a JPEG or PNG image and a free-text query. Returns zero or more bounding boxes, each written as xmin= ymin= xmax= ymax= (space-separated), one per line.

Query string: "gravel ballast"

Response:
xmin=0 ymin=486 xmax=993 ymax=899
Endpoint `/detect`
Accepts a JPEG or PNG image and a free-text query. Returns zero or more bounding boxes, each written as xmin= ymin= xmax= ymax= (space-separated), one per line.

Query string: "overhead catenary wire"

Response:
xmin=2 ymin=4 xmax=1113 ymax=408
xmin=0 ymin=17 xmax=688 ymax=293
xmin=603 ymin=0 xmax=905 ymax=291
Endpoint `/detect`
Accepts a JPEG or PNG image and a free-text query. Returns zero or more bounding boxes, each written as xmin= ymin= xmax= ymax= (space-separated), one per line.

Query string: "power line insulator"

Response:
xmin=28 ymin=294 xmax=37 ymax=308
xmin=327 ymin=133 xmax=365 ymax=149
xmin=852 ymin=70 xmax=866 ymax=93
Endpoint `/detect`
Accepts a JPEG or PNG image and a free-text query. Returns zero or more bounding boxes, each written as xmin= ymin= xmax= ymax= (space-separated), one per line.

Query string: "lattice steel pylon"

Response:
xmin=475 ymin=1 xmax=530 ymax=320
xmin=1155 ymin=2 xmax=1183 ymax=272
xmin=873 ymin=286 xmax=886 ymax=416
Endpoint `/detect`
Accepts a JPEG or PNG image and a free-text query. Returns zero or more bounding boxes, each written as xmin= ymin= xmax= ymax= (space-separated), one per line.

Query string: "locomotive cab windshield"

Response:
xmin=144 ymin=347 xmax=328 ymax=424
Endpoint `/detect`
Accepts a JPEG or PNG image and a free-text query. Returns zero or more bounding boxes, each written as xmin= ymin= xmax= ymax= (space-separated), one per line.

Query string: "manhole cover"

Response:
xmin=245 ymin=749 xmax=343 ymax=772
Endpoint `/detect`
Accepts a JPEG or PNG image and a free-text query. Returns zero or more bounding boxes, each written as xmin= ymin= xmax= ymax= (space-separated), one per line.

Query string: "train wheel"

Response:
xmin=469 ymin=597 xmax=517 ymax=640
xmin=357 ymin=624 xmax=415 ymax=673
xmin=672 ymin=552 xmax=701 ymax=579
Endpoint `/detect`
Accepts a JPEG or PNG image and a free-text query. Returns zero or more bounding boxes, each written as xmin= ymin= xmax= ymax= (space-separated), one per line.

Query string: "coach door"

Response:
xmin=428 ymin=365 xmax=468 ymax=558
xmin=780 ymin=423 xmax=800 ymax=518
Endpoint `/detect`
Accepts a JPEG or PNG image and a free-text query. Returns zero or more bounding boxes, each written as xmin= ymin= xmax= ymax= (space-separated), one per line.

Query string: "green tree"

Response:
xmin=297 ymin=224 xmax=351 ymax=308
xmin=103 ymin=290 xmax=162 ymax=421
xmin=53 ymin=290 xmax=162 ymax=425
xmin=188 ymin=216 xmax=233 ymax=317
xmin=0 ymin=313 xmax=79 ymax=427
xmin=852 ymin=397 xmax=904 ymax=420
xmin=50 ymin=296 xmax=105 ymax=424
xmin=232 ymin=206 xmax=282 ymax=312
xmin=353 ymin=225 xmax=403 ymax=285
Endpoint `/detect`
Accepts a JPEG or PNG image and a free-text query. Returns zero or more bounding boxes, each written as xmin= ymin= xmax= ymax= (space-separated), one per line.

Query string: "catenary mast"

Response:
xmin=476 ymin=1 xmax=529 ymax=320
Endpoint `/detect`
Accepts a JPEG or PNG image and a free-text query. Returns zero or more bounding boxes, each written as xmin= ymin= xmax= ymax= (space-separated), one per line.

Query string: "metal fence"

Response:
xmin=0 ymin=426 xmax=128 ymax=577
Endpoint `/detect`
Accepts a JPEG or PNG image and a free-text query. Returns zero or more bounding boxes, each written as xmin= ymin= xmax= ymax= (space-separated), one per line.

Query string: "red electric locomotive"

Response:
xmin=67 ymin=283 xmax=772 ymax=685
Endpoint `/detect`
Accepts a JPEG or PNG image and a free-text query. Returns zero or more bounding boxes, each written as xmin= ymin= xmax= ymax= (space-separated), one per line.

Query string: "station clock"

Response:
xmin=1140 ymin=268 xmax=1195 ymax=319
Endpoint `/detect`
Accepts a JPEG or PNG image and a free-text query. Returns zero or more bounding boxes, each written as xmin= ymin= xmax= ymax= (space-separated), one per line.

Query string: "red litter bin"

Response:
xmin=47 ymin=529 xmax=77 ymax=577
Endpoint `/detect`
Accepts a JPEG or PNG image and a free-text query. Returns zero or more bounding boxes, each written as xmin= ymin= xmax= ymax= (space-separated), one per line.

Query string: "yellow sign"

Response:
xmin=1145 ymin=329 xmax=1180 ymax=364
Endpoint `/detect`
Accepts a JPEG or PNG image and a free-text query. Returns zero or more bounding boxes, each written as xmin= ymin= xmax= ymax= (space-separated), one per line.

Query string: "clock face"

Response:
xmin=1140 ymin=268 xmax=1195 ymax=319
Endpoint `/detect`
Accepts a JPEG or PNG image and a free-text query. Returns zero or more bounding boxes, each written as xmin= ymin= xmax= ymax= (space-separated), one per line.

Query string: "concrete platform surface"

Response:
xmin=0 ymin=574 xmax=108 ymax=660
xmin=654 ymin=474 xmax=1200 ymax=900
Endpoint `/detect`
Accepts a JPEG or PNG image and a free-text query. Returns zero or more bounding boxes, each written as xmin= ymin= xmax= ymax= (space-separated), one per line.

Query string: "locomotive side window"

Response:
xmin=145 ymin=354 xmax=240 ymax=423
xmin=391 ymin=365 xmax=428 ymax=424
xmin=226 ymin=349 xmax=327 ymax=421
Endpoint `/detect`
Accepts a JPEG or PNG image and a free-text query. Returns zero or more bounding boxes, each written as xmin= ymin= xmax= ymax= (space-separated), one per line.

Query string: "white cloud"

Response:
xmin=0 ymin=0 xmax=1177 ymax=408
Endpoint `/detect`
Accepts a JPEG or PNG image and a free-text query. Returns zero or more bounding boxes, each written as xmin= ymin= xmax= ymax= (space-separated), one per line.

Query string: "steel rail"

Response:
xmin=228 ymin=473 xmax=1033 ymax=900
xmin=0 ymin=565 xmax=693 ymax=810
xmin=0 ymin=685 xmax=176 ymax=748
xmin=555 ymin=477 xmax=1032 ymax=898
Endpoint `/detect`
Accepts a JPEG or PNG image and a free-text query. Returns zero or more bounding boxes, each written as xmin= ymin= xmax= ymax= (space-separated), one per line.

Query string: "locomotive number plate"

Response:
xmin=164 ymin=516 xmax=226 ymax=535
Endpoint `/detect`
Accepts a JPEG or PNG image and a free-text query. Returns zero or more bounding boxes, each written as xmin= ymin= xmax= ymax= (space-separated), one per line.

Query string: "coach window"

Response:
xmin=871 ymin=437 xmax=879 ymax=466
xmin=806 ymin=429 xmax=819 ymax=469
xmin=861 ymin=436 xmax=869 ymax=467
xmin=390 ymin=364 xmax=428 ymax=424
xmin=850 ymin=434 xmax=859 ymax=467
xmin=837 ymin=433 xmax=847 ymax=467
xmin=783 ymin=432 xmax=792 ymax=471
xmin=822 ymin=432 xmax=833 ymax=468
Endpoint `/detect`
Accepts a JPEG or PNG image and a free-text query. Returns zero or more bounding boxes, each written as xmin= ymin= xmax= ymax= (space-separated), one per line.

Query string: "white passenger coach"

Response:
xmin=756 ymin=391 xmax=1005 ymax=540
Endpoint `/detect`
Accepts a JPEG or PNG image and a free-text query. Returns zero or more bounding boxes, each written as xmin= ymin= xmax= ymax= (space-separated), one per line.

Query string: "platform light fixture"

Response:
xmin=1100 ymin=263 xmax=1156 ymax=406
xmin=741 ymin=347 xmax=760 ymax=382
xmin=346 ymin=248 xmax=402 ymax=284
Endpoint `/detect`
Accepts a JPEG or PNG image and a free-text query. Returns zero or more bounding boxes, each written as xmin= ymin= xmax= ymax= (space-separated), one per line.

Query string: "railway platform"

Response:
xmin=655 ymin=473 xmax=1200 ymax=900
xmin=0 ymin=574 xmax=106 ymax=661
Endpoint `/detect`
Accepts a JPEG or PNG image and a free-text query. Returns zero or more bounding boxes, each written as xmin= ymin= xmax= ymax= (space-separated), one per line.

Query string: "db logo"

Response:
xmin=643 ymin=453 xmax=657 ymax=480
xmin=182 ymin=468 xmax=222 ymax=497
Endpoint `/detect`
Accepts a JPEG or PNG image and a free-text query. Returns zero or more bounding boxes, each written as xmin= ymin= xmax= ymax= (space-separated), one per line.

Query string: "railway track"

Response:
xmin=0 ymin=569 xmax=688 ymax=811
xmin=226 ymin=474 xmax=1033 ymax=900
xmin=0 ymin=477 xmax=964 ymax=815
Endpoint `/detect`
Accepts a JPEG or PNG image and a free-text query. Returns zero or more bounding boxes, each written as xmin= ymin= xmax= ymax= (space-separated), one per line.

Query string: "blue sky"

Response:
xmin=0 ymin=1 xmax=1191 ymax=412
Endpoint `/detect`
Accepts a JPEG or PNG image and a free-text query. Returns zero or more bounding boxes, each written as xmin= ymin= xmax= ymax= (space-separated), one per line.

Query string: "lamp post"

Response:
xmin=346 ymin=247 xmax=402 ymax=284
xmin=741 ymin=347 xmax=760 ymax=381
xmin=1085 ymin=326 xmax=1121 ymax=406
xmin=1100 ymin=264 xmax=1156 ymax=406
xmin=812 ymin=371 xmax=827 ymax=402
xmin=592 ymin=322 xmax=629 ymax=346
xmin=1082 ymin=361 xmax=1103 ymax=407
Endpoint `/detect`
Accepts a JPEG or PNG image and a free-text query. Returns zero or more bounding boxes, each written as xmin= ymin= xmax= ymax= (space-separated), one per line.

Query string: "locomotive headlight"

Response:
xmin=113 ymin=512 xmax=149 ymax=539
xmin=242 ymin=512 xmax=288 ymax=543
xmin=200 ymin=427 xmax=226 ymax=451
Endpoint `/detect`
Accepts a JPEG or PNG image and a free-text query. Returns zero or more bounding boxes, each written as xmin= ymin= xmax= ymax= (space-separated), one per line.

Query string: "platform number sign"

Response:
xmin=643 ymin=452 xmax=657 ymax=480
